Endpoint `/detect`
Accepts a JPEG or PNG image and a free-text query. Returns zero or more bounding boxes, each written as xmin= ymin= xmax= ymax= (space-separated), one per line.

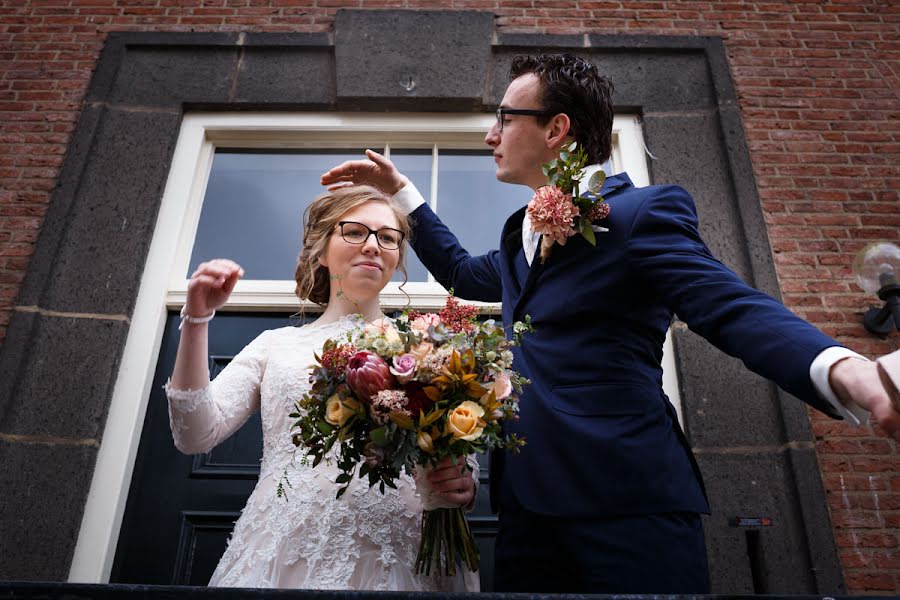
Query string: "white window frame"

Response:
xmin=68 ymin=112 xmax=681 ymax=583
xmin=164 ymin=113 xmax=646 ymax=312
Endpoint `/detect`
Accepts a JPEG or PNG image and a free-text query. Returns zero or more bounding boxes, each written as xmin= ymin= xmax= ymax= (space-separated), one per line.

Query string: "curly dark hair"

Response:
xmin=509 ymin=53 xmax=615 ymax=165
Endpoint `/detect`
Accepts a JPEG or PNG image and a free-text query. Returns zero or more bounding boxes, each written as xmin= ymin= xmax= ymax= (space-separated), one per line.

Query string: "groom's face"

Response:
xmin=485 ymin=74 xmax=560 ymax=191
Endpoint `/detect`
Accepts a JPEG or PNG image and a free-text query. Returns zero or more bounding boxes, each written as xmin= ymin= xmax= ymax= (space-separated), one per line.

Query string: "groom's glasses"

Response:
xmin=495 ymin=108 xmax=553 ymax=133
xmin=337 ymin=221 xmax=405 ymax=250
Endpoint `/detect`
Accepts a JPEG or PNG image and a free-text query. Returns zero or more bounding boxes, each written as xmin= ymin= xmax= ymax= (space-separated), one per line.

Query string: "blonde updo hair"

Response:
xmin=295 ymin=185 xmax=410 ymax=305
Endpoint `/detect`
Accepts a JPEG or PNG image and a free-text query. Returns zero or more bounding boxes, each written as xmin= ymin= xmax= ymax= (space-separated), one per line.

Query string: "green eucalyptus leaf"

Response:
xmin=370 ymin=426 xmax=389 ymax=447
xmin=568 ymin=141 xmax=578 ymax=152
xmin=581 ymin=221 xmax=597 ymax=245
xmin=588 ymin=170 xmax=606 ymax=194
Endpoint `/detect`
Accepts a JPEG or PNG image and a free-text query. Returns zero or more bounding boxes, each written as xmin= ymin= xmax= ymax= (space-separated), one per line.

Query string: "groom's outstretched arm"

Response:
xmin=624 ymin=184 xmax=900 ymax=440
xmin=322 ymin=150 xmax=503 ymax=302
xmin=830 ymin=356 xmax=900 ymax=440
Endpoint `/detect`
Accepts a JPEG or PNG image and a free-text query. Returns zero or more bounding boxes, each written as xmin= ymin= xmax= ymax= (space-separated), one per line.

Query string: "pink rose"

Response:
xmin=364 ymin=319 xmax=401 ymax=344
xmin=490 ymin=371 xmax=512 ymax=401
xmin=390 ymin=353 xmax=417 ymax=383
xmin=410 ymin=313 xmax=442 ymax=337
xmin=409 ymin=341 xmax=434 ymax=363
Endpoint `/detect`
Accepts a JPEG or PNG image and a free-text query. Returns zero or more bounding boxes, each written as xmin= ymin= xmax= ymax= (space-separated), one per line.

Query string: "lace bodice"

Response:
xmin=165 ymin=316 xmax=478 ymax=591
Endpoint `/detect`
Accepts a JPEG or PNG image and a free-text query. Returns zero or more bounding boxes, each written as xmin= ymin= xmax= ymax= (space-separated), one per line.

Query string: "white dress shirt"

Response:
xmin=393 ymin=181 xmax=869 ymax=426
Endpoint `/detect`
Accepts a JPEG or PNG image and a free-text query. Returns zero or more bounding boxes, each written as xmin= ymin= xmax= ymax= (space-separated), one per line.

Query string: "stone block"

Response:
xmin=0 ymin=313 xmax=127 ymax=439
xmin=335 ymin=9 xmax=493 ymax=110
xmin=0 ymin=440 xmax=97 ymax=581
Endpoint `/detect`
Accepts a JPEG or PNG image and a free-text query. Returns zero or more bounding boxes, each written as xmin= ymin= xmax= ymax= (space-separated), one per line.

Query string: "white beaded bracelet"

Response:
xmin=179 ymin=306 xmax=215 ymax=330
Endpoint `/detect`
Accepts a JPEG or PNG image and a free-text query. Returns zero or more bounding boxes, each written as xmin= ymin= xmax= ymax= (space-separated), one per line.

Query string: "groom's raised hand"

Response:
xmin=320 ymin=149 xmax=409 ymax=195
xmin=830 ymin=354 xmax=900 ymax=441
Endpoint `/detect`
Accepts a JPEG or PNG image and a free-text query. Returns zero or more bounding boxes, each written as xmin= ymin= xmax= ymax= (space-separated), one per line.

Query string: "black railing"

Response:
xmin=0 ymin=582 xmax=886 ymax=600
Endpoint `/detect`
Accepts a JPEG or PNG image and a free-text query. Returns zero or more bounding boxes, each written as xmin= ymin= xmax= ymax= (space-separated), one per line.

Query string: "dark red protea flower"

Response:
xmin=345 ymin=351 xmax=394 ymax=402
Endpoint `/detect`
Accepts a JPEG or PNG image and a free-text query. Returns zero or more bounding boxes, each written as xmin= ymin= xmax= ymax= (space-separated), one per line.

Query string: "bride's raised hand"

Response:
xmin=185 ymin=259 xmax=244 ymax=318
xmin=320 ymin=149 xmax=409 ymax=195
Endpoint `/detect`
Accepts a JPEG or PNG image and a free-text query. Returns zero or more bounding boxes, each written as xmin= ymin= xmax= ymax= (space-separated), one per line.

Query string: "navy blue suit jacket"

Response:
xmin=408 ymin=173 xmax=841 ymax=518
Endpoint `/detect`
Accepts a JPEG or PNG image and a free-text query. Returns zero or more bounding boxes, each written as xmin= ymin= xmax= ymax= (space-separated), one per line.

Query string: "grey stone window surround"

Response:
xmin=0 ymin=10 xmax=843 ymax=592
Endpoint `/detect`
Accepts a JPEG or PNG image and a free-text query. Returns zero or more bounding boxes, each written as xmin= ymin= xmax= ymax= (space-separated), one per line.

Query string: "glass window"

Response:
xmin=189 ymin=149 xmax=380 ymax=280
xmin=390 ymin=149 xmax=432 ymax=283
xmin=436 ymin=150 xmax=530 ymax=258
xmin=189 ymin=138 xmax=615 ymax=286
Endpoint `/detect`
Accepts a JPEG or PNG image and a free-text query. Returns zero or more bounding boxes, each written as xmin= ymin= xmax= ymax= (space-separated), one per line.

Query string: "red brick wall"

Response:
xmin=1 ymin=0 xmax=897 ymax=593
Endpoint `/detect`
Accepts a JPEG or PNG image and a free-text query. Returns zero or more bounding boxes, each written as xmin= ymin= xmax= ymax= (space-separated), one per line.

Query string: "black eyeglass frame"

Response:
xmin=336 ymin=221 xmax=406 ymax=250
xmin=495 ymin=108 xmax=553 ymax=132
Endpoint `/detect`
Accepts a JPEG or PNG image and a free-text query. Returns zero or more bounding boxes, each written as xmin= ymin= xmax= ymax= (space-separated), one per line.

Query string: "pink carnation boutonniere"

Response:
xmin=526 ymin=141 xmax=611 ymax=263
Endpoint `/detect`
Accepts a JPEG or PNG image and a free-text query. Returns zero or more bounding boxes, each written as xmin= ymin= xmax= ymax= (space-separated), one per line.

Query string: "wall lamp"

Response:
xmin=854 ymin=242 xmax=900 ymax=336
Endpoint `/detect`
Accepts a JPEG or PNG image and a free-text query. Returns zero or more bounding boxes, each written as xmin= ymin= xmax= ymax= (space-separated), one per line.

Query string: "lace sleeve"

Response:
xmin=165 ymin=329 xmax=271 ymax=454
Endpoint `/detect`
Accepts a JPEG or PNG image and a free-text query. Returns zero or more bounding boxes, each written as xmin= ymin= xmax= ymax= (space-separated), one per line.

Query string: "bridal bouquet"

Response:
xmin=527 ymin=140 xmax=611 ymax=262
xmin=290 ymin=296 xmax=530 ymax=576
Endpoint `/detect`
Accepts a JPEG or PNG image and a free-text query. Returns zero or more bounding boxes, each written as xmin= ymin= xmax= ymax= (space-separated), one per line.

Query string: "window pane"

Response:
xmin=390 ymin=150 xmax=432 ymax=283
xmin=436 ymin=151 xmax=527 ymax=258
xmin=189 ymin=149 xmax=380 ymax=280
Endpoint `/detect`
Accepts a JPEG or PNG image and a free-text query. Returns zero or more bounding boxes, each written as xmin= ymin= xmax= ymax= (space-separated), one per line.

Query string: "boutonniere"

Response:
xmin=526 ymin=141 xmax=611 ymax=263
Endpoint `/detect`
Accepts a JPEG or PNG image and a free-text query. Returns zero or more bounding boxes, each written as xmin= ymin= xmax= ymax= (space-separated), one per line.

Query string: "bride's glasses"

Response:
xmin=337 ymin=221 xmax=405 ymax=251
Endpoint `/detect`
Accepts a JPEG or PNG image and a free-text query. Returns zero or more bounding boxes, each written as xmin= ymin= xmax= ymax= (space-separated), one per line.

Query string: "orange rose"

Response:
xmin=446 ymin=401 xmax=485 ymax=441
xmin=417 ymin=430 xmax=435 ymax=453
xmin=325 ymin=394 xmax=358 ymax=427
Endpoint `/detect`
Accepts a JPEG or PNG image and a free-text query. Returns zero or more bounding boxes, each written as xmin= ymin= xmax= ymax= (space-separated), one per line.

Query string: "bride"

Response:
xmin=166 ymin=185 xmax=480 ymax=591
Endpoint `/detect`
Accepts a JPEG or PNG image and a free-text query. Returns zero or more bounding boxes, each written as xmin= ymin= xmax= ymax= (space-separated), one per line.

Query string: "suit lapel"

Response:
xmin=514 ymin=236 xmax=545 ymax=319
xmin=500 ymin=207 xmax=528 ymax=298
xmin=511 ymin=172 xmax=634 ymax=319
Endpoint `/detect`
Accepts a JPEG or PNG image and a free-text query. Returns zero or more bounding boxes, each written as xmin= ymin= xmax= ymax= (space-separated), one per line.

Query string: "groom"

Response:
xmin=322 ymin=54 xmax=900 ymax=593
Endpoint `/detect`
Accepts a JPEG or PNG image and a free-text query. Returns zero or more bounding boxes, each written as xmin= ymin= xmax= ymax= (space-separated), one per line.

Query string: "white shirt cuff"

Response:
xmin=810 ymin=346 xmax=871 ymax=426
xmin=392 ymin=181 xmax=425 ymax=215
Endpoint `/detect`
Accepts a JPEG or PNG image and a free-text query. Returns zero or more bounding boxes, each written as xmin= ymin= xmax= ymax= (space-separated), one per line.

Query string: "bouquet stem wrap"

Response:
xmin=416 ymin=507 xmax=479 ymax=576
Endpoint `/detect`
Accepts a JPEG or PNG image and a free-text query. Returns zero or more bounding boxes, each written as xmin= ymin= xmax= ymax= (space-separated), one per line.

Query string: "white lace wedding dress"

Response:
xmin=165 ymin=315 xmax=479 ymax=591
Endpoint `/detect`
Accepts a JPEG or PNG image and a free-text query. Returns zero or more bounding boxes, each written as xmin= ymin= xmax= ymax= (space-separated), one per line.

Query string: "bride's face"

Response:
xmin=319 ymin=201 xmax=402 ymax=302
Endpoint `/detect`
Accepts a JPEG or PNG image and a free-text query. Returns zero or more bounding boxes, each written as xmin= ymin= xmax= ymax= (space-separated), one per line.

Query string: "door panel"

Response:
xmin=112 ymin=312 xmax=297 ymax=585
xmin=172 ymin=511 xmax=241 ymax=586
